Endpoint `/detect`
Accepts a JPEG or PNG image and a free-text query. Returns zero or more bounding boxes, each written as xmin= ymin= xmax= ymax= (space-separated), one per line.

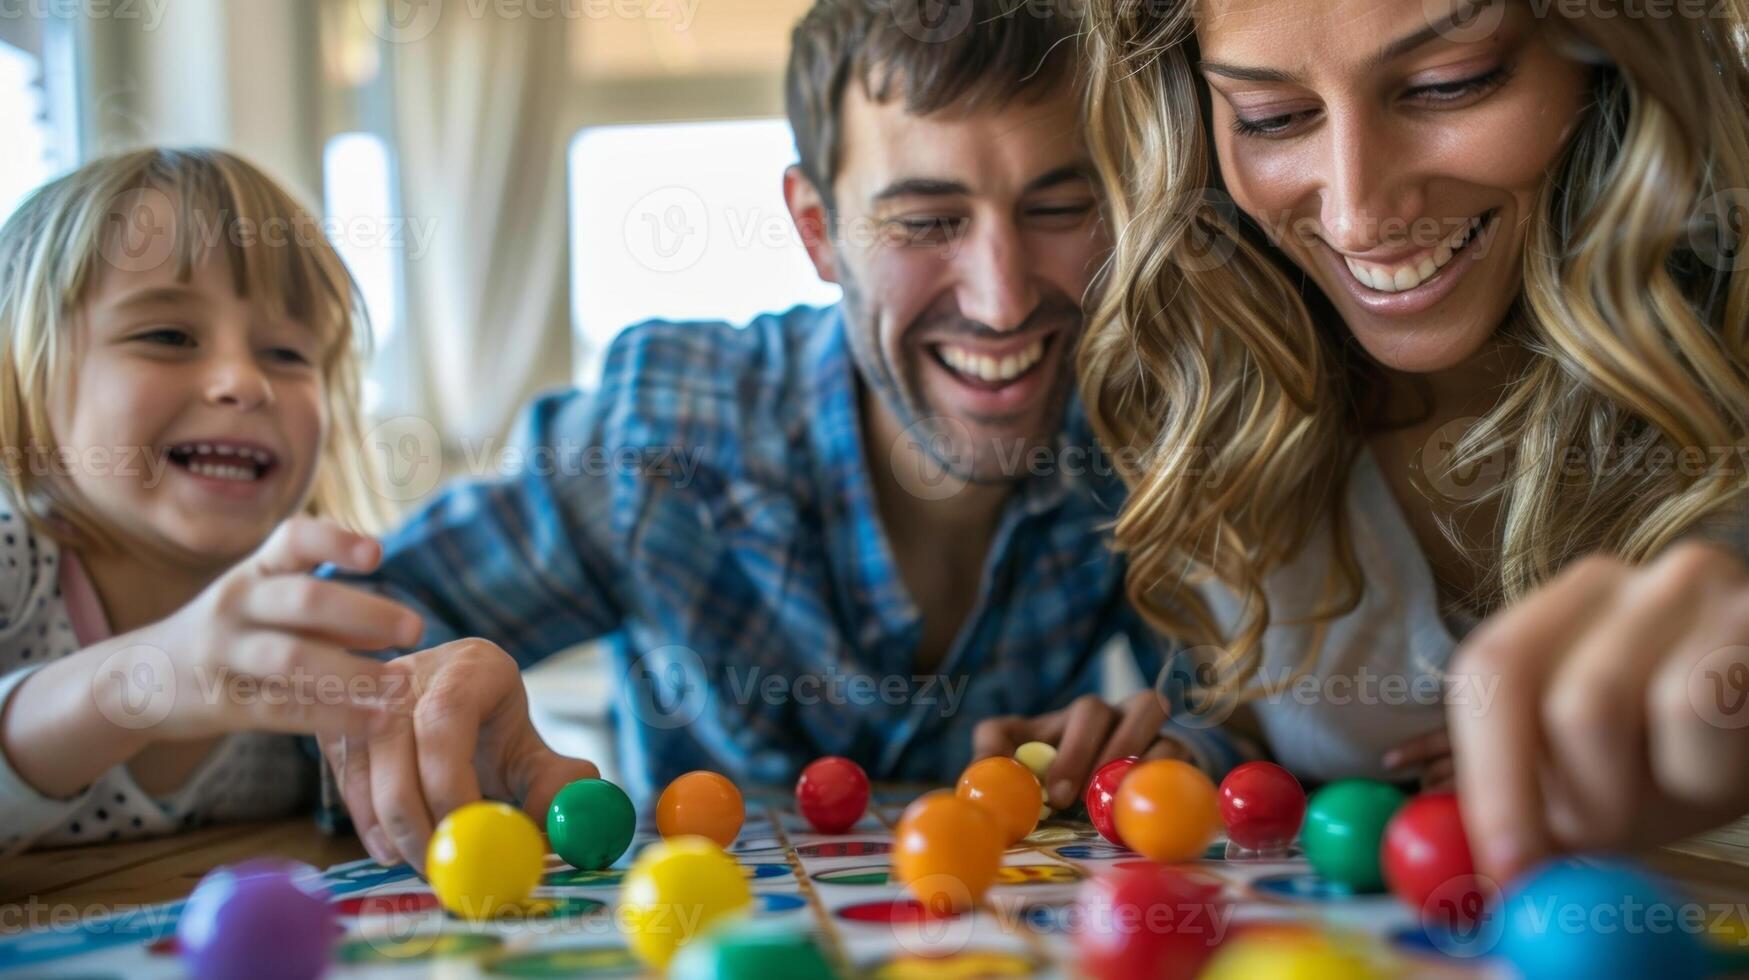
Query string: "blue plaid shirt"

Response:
xmin=332 ymin=305 xmax=1236 ymax=802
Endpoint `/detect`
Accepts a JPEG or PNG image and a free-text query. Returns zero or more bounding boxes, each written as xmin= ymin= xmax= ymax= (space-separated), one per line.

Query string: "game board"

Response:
xmin=0 ymin=787 xmax=1616 ymax=978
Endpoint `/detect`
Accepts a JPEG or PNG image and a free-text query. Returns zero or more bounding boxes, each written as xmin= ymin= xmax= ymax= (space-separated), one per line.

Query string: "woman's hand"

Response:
xmin=1448 ymin=540 xmax=1749 ymax=884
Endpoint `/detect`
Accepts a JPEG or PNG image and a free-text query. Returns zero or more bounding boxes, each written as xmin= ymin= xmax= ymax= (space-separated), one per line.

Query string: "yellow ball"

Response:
xmin=426 ymin=801 xmax=544 ymax=920
xmin=620 ymin=836 xmax=753 ymax=967
xmin=1013 ymin=740 xmax=1057 ymax=781
xmin=1200 ymin=927 xmax=1385 ymax=980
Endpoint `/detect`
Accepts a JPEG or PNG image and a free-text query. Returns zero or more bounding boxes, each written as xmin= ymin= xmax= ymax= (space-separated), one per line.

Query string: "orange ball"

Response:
xmin=655 ymin=770 xmax=744 ymax=848
xmin=894 ymin=791 xmax=1003 ymax=914
xmin=955 ymin=756 xmax=1042 ymax=845
xmin=1113 ymin=759 xmax=1221 ymax=863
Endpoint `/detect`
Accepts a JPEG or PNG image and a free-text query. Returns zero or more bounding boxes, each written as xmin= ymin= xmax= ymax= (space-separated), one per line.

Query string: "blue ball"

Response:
xmin=1495 ymin=858 xmax=1709 ymax=980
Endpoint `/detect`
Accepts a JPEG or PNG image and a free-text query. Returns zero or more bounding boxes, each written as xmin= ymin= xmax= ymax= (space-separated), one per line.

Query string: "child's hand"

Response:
xmin=973 ymin=692 xmax=1194 ymax=810
xmin=1383 ymin=729 xmax=1453 ymax=791
xmin=111 ymin=517 xmax=424 ymax=741
xmin=317 ymin=638 xmax=600 ymax=871
xmin=1448 ymin=541 xmax=1749 ymax=885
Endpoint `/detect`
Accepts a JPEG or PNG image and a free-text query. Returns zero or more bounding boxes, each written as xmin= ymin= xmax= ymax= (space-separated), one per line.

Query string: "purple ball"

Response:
xmin=177 ymin=861 xmax=334 ymax=980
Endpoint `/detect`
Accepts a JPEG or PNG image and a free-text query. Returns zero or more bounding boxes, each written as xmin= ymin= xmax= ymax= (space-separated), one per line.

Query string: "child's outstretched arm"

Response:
xmin=1448 ymin=540 xmax=1749 ymax=884
xmin=0 ymin=519 xmax=422 ymax=825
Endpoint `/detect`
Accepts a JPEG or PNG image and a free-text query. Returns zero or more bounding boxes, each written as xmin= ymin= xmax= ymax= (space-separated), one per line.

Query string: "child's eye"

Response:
xmin=134 ymin=328 xmax=196 ymax=348
xmin=264 ymin=347 xmax=313 ymax=365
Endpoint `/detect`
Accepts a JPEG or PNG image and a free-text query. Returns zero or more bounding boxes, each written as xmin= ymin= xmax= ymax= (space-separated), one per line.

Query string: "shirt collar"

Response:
xmin=803 ymin=307 xmax=1113 ymax=638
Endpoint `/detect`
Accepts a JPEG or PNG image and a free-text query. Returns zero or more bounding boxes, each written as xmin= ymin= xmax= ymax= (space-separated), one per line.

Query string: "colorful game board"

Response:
xmin=0 ymin=788 xmax=1732 ymax=978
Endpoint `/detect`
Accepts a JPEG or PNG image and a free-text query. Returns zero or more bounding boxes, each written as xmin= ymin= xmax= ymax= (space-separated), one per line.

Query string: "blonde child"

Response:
xmin=0 ymin=148 xmax=423 ymax=855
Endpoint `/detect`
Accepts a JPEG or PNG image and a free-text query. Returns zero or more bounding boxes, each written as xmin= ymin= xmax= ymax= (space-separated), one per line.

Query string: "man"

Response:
xmin=322 ymin=0 xmax=1245 ymax=871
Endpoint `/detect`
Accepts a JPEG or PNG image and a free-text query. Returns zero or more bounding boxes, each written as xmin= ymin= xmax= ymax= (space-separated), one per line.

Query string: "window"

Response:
xmin=0 ymin=38 xmax=58 ymax=226
xmin=322 ymin=133 xmax=400 ymax=414
xmin=568 ymin=118 xmax=841 ymax=384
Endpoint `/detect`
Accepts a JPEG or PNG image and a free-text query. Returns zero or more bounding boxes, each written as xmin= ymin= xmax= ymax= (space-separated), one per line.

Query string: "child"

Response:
xmin=0 ymin=148 xmax=424 ymax=855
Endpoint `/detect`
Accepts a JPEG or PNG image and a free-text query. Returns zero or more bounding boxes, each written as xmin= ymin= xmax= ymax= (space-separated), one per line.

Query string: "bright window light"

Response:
xmin=0 ymin=40 xmax=55 ymax=227
xmin=569 ymin=118 xmax=842 ymax=384
xmin=322 ymin=133 xmax=400 ymax=351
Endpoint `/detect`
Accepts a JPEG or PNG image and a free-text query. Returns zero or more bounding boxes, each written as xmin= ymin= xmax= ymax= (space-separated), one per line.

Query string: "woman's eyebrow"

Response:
xmin=1200 ymin=0 xmax=1498 ymax=83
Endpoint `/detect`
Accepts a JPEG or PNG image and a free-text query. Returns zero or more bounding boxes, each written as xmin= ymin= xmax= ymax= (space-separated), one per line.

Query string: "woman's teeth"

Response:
xmin=938 ymin=339 xmax=1046 ymax=383
xmin=1344 ymin=215 xmax=1486 ymax=294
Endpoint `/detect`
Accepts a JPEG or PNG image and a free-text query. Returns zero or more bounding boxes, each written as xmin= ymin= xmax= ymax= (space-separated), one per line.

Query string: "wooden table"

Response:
xmin=5 ymin=817 xmax=1749 ymax=935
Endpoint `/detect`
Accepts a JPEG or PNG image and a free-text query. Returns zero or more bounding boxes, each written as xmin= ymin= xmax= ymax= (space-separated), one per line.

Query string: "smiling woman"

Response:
xmin=1078 ymin=0 xmax=1749 ymax=878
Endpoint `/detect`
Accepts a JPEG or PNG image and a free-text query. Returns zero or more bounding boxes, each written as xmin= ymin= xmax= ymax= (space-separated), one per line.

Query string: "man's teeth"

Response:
xmin=186 ymin=461 xmax=258 ymax=482
xmin=939 ymin=339 xmax=1046 ymax=383
xmin=1344 ymin=216 xmax=1484 ymax=294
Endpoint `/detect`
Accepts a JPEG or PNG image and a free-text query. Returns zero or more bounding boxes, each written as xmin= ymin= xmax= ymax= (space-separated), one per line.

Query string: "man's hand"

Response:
xmin=1384 ymin=729 xmax=1454 ymax=792
xmin=972 ymin=692 xmax=1195 ymax=810
xmin=1448 ymin=541 xmax=1749 ymax=884
xmin=317 ymin=639 xmax=600 ymax=871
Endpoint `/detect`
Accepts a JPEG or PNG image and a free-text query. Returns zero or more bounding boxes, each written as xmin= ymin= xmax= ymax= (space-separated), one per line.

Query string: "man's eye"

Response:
xmin=889 ymin=216 xmax=969 ymax=246
xmin=1028 ymin=203 xmax=1096 ymax=221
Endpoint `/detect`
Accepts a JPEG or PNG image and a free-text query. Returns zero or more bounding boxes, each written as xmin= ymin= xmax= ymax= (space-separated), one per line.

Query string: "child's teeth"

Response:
xmin=188 ymin=461 xmax=256 ymax=482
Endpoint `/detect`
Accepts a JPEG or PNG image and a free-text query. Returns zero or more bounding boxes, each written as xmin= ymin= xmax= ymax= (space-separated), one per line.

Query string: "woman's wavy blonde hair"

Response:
xmin=0 ymin=147 xmax=388 ymax=550
xmin=1079 ymin=1 xmax=1749 ymax=700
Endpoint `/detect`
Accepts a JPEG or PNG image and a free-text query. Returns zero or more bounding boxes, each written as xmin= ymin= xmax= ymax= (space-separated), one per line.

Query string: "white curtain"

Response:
xmin=385 ymin=6 xmax=573 ymax=450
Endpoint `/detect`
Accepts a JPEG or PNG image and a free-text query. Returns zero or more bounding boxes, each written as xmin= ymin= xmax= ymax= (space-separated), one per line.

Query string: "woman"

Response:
xmin=1079 ymin=0 xmax=1749 ymax=882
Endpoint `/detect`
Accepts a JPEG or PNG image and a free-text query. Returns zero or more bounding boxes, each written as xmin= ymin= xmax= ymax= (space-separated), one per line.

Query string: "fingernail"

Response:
xmin=364 ymin=828 xmax=393 ymax=864
xmin=1051 ymin=779 xmax=1073 ymax=809
xmin=353 ymin=542 xmax=379 ymax=567
xmin=400 ymin=615 xmax=423 ymax=648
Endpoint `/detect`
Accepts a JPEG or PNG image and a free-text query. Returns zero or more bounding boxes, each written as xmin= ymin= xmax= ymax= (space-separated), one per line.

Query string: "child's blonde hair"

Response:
xmin=0 ymin=147 xmax=387 ymax=550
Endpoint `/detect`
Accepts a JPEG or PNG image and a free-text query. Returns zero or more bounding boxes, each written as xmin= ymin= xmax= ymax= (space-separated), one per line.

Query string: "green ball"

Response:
xmin=546 ymin=778 xmax=635 ymax=871
xmin=667 ymin=919 xmax=834 ymax=980
xmin=1301 ymin=779 xmax=1406 ymax=892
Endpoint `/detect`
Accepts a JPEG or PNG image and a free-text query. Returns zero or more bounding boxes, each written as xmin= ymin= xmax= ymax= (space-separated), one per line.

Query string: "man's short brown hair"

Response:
xmin=785 ymin=0 xmax=1082 ymax=209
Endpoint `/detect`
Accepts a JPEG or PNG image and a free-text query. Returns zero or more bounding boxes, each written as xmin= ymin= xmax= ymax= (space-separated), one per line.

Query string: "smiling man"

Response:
xmin=318 ymin=0 xmax=1246 ymax=870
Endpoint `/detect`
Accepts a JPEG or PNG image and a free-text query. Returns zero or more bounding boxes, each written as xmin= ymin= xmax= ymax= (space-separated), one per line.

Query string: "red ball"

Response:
xmin=1382 ymin=792 xmax=1484 ymax=927
xmin=1217 ymin=761 xmax=1306 ymax=851
xmin=1085 ymin=757 xmax=1138 ymax=848
xmin=795 ymin=757 xmax=870 ymax=833
xmin=1076 ymin=865 xmax=1229 ymax=980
